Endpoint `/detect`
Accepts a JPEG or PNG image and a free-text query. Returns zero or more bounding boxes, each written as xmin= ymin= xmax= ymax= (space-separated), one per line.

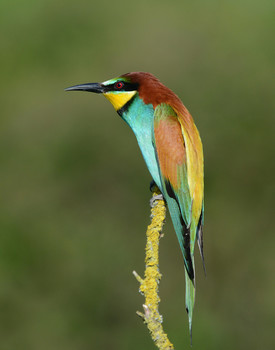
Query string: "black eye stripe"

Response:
xmin=104 ymin=81 xmax=139 ymax=92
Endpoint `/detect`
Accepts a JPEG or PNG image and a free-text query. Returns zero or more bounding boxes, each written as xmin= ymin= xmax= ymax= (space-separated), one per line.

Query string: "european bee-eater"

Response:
xmin=66 ymin=72 xmax=204 ymax=338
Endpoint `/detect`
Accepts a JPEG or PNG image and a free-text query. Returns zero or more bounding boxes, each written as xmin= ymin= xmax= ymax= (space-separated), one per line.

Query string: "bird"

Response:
xmin=65 ymin=72 xmax=204 ymax=339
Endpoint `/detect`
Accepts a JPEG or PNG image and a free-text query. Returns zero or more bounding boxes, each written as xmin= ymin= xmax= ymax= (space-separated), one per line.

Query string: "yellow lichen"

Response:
xmin=133 ymin=188 xmax=174 ymax=350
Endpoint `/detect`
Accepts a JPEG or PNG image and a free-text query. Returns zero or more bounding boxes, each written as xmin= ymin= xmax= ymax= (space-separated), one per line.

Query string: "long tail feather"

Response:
xmin=185 ymin=260 xmax=195 ymax=344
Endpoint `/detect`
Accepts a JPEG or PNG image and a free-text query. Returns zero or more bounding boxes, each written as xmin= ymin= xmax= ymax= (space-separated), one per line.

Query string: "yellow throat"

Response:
xmin=103 ymin=91 xmax=137 ymax=111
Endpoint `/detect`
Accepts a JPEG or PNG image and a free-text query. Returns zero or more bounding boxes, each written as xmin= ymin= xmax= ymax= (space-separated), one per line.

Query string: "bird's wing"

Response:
xmin=153 ymin=103 xmax=194 ymax=277
xmin=154 ymin=103 xmax=203 ymax=270
xmin=153 ymin=102 xmax=204 ymax=335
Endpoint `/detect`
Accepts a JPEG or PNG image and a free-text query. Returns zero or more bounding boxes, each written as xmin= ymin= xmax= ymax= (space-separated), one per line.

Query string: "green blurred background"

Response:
xmin=1 ymin=0 xmax=274 ymax=349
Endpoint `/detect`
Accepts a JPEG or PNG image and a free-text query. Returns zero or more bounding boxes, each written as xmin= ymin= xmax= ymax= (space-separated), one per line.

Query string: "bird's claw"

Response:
xmin=150 ymin=193 xmax=164 ymax=207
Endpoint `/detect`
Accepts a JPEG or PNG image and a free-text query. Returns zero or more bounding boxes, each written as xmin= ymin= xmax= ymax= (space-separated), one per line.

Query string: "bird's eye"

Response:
xmin=115 ymin=81 xmax=124 ymax=90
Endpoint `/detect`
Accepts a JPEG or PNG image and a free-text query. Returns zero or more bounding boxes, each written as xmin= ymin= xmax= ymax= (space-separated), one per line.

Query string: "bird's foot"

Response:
xmin=150 ymin=193 xmax=164 ymax=207
xmin=149 ymin=180 xmax=164 ymax=206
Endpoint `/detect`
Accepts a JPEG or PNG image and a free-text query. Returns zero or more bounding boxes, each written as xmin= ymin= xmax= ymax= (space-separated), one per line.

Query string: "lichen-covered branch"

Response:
xmin=133 ymin=187 xmax=174 ymax=350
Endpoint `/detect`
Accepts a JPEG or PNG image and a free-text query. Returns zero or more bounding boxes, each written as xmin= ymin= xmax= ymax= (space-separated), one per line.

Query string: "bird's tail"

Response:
xmin=185 ymin=256 xmax=195 ymax=344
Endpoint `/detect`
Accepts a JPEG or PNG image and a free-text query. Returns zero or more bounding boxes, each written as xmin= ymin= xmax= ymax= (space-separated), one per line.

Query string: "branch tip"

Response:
xmin=133 ymin=270 xmax=143 ymax=284
xmin=136 ymin=311 xmax=145 ymax=319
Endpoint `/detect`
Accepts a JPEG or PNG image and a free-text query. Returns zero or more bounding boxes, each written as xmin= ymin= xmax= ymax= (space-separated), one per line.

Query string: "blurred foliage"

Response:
xmin=0 ymin=0 xmax=274 ymax=349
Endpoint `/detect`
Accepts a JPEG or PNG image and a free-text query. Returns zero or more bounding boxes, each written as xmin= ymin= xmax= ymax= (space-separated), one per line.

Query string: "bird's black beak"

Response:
xmin=65 ymin=83 xmax=105 ymax=94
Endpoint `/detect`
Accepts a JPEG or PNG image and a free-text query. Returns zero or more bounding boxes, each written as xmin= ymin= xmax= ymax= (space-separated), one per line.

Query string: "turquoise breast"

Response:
xmin=120 ymin=96 xmax=162 ymax=191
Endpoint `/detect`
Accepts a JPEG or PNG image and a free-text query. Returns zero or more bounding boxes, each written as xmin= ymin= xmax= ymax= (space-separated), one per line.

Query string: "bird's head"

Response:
xmin=65 ymin=74 xmax=140 ymax=113
xmin=65 ymin=72 xmax=180 ymax=113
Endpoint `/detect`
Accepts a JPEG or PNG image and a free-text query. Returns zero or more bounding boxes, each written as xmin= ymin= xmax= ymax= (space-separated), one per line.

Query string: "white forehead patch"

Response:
xmin=102 ymin=78 xmax=118 ymax=86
